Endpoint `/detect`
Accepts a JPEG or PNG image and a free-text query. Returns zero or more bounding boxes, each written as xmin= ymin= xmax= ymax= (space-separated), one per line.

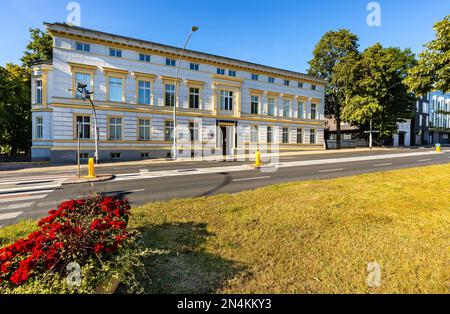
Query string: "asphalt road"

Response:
xmin=1 ymin=148 xmax=449 ymax=227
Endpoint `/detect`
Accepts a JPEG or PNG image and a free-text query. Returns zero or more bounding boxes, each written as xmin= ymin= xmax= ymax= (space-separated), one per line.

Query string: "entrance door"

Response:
xmin=399 ymin=132 xmax=405 ymax=146
xmin=220 ymin=126 xmax=228 ymax=156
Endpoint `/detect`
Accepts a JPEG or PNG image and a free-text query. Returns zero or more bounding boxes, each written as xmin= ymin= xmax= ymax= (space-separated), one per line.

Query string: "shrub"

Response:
xmin=0 ymin=195 xmax=148 ymax=293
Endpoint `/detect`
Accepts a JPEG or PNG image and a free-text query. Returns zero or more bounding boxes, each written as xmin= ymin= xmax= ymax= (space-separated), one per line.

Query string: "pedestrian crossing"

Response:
xmin=0 ymin=175 xmax=67 ymax=228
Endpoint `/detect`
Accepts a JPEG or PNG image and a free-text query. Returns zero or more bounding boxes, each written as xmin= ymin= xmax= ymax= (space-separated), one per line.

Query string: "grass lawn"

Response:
xmin=2 ymin=164 xmax=449 ymax=293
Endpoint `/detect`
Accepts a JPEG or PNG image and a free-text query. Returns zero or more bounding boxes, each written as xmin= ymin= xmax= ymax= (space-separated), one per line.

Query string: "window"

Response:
xmin=75 ymin=72 xmax=91 ymax=98
xmin=298 ymin=82 xmax=303 ymax=88
xmin=251 ymin=74 xmax=259 ymax=81
xmin=282 ymin=127 xmax=289 ymax=143
xmin=419 ymin=115 xmax=423 ymax=127
xmin=251 ymin=95 xmax=259 ymax=114
xmin=108 ymin=77 xmax=123 ymax=102
xmin=297 ymin=102 xmax=304 ymax=119
xmin=284 ymin=79 xmax=290 ymax=86
xmin=228 ymin=70 xmax=236 ymax=77
xmin=166 ymin=58 xmax=176 ymax=67
xmin=250 ymin=125 xmax=258 ymax=143
xmin=140 ymin=152 xmax=150 ymax=159
xmin=267 ymin=126 xmax=273 ymax=143
xmin=79 ymin=153 xmax=89 ymax=159
xmin=220 ymin=90 xmax=233 ymax=111
xmin=76 ymin=116 xmax=91 ymax=139
xmin=190 ymin=63 xmax=199 ymax=71
xmin=268 ymin=77 xmax=275 ymax=84
xmin=311 ymin=85 xmax=317 ymax=91
xmin=138 ymin=119 xmax=151 ymax=141
xmin=138 ymin=80 xmax=151 ymax=105
xmin=189 ymin=122 xmax=199 ymax=141
xmin=165 ymin=84 xmax=175 ymax=107
xmin=35 ymin=80 xmax=43 ymax=104
xmin=283 ymin=100 xmax=290 ymax=117
xmin=268 ymin=98 xmax=275 ymax=116
xmin=35 ymin=116 xmax=43 ymax=139
xmin=164 ymin=121 xmax=174 ymax=141
xmin=311 ymin=103 xmax=317 ymax=120
xmin=296 ymin=128 xmax=303 ymax=144
xmin=310 ymin=129 xmax=316 ymax=144
xmin=76 ymin=42 xmax=90 ymax=52
xmin=217 ymin=68 xmax=225 ymax=75
xmin=139 ymin=53 xmax=151 ymax=62
xmin=109 ymin=48 xmax=122 ymax=58
xmin=343 ymin=133 xmax=352 ymax=140
xmin=108 ymin=117 xmax=122 ymax=140
xmin=111 ymin=152 xmax=121 ymax=159
xmin=189 ymin=87 xmax=200 ymax=109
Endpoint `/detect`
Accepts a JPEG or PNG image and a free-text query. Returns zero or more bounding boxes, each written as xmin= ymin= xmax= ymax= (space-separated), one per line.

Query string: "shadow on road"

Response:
xmin=196 ymin=172 xmax=233 ymax=198
xmin=118 ymin=222 xmax=246 ymax=294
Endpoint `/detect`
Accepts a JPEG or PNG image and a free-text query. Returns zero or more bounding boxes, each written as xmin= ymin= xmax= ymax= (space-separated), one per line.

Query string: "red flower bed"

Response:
xmin=0 ymin=195 xmax=130 ymax=286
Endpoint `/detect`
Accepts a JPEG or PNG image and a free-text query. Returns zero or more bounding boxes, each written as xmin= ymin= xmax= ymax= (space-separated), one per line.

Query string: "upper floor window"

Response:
xmin=217 ymin=68 xmax=225 ymax=75
xmin=297 ymin=101 xmax=304 ymax=119
xmin=250 ymin=125 xmax=258 ymax=143
xmin=298 ymin=82 xmax=304 ymax=88
xmin=189 ymin=87 xmax=200 ymax=109
xmin=139 ymin=53 xmax=151 ymax=62
xmin=228 ymin=70 xmax=237 ymax=77
xmin=268 ymin=77 xmax=275 ymax=84
xmin=220 ymin=90 xmax=233 ymax=111
xmin=251 ymin=95 xmax=259 ymax=115
xmin=75 ymin=72 xmax=91 ymax=99
xmin=166 ymin=58 xmax=176 ymax=67
xmin=251 ymin=74 xmax=259 ymax=81
xmin=268 ymin=98 xmax=275 ymax=116
xmin=109 ymin=48 xmax=122 ymax=58
xmin=76 ymin=42 xmax=90 ymax=52
xmin=76 ymin=116 xmax=91 ymax=139
xmin=108 ymin=77 xmax=123 ymax=102
xmin=108 ymin=117 xmax=122 ymax=140
xmin=283 ymin=100 xmax=290 ymax=117
xmin=35 ymin=116 xmax=43 ymax=139
xmin=165 ymin=84 xmax=175 ymax=107
xmin=35 ymin=80 xmax=43 ymax=104
xmin=138 ymin=80 xmax=151 ymax=105
xmin=190 ymin=63 xmax=199 ymax=71
xmin=311 ymin=103 xmax=317 ymax=120
xmin=284 ymin=79 xmax=290 ymax=86
xmin=311 ymin=84 xmax=317 ymax=91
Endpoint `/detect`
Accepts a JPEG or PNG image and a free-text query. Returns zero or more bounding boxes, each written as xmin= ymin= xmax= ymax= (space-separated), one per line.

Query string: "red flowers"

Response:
xmin=0 ymin=195 xmax=130 ymax=287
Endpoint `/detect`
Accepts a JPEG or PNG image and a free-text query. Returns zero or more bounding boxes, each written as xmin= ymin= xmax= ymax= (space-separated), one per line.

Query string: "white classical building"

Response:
xmin=31 ymin=23 xmax=326 ymax=162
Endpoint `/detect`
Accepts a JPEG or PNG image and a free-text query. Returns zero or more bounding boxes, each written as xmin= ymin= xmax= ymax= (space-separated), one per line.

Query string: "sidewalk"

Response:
xmin=0 ymin=147 xmax=422 ymax=175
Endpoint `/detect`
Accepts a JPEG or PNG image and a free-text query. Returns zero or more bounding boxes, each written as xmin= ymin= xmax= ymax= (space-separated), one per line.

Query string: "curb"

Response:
xmin=62 ymin=174 xmax=115 ymax=185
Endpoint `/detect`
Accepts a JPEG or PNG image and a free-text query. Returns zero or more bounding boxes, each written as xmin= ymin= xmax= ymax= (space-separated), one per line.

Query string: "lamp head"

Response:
xmin=192 ymin=26 xmax=199 ymax=32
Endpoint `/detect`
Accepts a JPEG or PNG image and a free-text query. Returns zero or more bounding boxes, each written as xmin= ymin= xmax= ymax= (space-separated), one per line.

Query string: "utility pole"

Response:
xmin=77 ymin=121 xmax=81 ymax=178
xmin=369 ymin=118 xmax=373 ymax=149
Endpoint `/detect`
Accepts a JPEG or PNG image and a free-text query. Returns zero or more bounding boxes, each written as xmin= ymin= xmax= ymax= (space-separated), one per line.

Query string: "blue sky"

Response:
xmin=1 ymin=0 xmax=449 ymax=72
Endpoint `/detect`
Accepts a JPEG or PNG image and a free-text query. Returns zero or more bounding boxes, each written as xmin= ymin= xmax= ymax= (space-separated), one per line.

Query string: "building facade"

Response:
xmin=31 ymin=23 xmax=326 ymax=163
xmin=412 ymin=91 xmax=450 ymax=146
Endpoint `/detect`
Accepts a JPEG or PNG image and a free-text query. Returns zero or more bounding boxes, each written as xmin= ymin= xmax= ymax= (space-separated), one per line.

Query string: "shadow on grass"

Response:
xmin=119 ymin=222 xmax=246 ymax=294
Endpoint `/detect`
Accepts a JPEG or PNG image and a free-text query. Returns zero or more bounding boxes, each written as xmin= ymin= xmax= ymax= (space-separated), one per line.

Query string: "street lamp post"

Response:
xmin=173 ymin=26 xmax=199 ymax=160
xmin=77 ymin=83 xmax=99 ymax=164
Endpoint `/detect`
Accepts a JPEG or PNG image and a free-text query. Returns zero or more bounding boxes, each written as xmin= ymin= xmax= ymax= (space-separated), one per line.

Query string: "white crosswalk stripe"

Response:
xmin=0 ymin=176 xmax=64 ymax=228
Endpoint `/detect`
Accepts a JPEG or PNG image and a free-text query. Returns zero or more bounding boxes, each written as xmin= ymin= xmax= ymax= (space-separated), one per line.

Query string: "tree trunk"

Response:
xmin=336 ymin=117 xmax=341 ymax=150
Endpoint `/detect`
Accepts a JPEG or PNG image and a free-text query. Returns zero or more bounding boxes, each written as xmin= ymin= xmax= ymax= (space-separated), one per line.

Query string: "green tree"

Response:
xmin=21 ymin=28 xmax=53 ymax=68
xmin=0 ymin=64 xmax=31 ymax=156
xmin=308 ymin=29 xmax=359 ymax=149
xmin=339 ymin=44 xmax=416 ymax=139
xmin=405 ymin=15 xmax=450 ymax=94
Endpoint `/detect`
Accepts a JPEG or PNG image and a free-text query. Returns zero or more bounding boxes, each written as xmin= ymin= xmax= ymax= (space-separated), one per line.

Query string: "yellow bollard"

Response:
xmin=85 ymin=157 xmax=96 ymax=178
xmin=254 ymin=150 xmax=262 ymax=168
xmin=435 ymin=144 xmax=441 ymax=153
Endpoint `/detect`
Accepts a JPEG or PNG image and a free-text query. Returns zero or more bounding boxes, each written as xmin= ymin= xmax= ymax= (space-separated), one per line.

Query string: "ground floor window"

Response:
xmin=297 ymin=128 xmax=303 ymax=144
xmin=282 ymin=127 xmax=289 ymax=143
xmin=310 ymin=129 xmax=316 ymax=144
xmin=165 ymin=120 xmax=174 ymax=141
xmin=76 ymin=116 xmax=91 ymax=139
xmin=267 ymin=126 xmax=273 ymax=143
xmin=111 ymin=152 xmax=121 ymax=159
xmin=138 ymin=119 xmax=151 ymax=141
xmin=250 ymin=125 xmax=258 ymax=143
xmin=35 ymin=116 xmax=43 ymax=139
xmin=189 ymin=122 xmax=199 ymax=141
xmin=109 ymin=117 xmax=122 ymax=140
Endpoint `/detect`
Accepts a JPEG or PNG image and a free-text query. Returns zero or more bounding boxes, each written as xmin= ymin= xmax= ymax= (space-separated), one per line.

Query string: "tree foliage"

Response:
xmin=405 ymin=15 xmax=450 ymax=95
xmin=338 ymin=44 xmax=416 ymax=137
xmin=21 ymin=28 xmax=53 ymax=68
xmin=308 ymin=29 xmax=359 ymax=148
